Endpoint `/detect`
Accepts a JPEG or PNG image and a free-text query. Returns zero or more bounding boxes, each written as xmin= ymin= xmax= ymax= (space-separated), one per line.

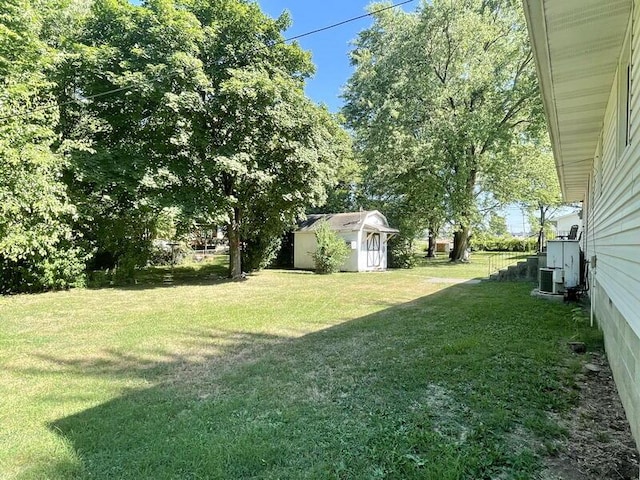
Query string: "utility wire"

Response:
xmin=274 ymin=0 xmax=414 ymax=44
xmin=0 ymin=0 xmax=415 ymax=123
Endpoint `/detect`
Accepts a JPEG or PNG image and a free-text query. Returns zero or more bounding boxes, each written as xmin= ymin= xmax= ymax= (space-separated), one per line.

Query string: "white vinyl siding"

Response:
xmin=587 ymin=11 xmax=640 ymax=337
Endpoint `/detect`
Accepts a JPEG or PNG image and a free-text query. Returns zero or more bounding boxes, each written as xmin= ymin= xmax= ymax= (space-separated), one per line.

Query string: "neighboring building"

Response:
xmin=524 ymin=0 xmax=640 ymax=452
xmin=550 ymin=212 xmax=582 ymax=239
xmin=436 ymin=238 xmax=453 ymax=255
xmin=293 ymin=211 xmax=398 ymax=272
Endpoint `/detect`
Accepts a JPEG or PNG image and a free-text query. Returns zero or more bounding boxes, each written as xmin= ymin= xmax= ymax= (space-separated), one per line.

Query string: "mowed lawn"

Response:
xmin=0 ymin=256 xmax=601 ymax=479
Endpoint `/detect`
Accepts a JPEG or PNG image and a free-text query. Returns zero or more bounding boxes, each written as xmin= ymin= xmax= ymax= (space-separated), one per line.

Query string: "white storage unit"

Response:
xmin=546 ymin=240 xmax=581 ymax=289
xmin=293 ymin=211 xmax=399 ymax=272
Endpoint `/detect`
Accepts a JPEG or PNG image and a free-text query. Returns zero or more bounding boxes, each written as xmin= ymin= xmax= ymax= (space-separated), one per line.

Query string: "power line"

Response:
xmin=0 ymin=0 xmax=416 ymax=123
xmin=277 ymin=0 xmax=414 ymax=44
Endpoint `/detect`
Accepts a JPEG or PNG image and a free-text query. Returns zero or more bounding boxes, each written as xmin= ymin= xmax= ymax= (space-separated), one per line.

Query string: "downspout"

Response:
xmin=589 ymin=208 xmax=597 ymax=328
xmin=590 ymin=270 xmax=595 ymax=327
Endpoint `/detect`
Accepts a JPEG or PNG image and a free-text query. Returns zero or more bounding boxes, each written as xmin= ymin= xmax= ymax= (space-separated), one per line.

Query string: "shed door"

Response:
xmin=367 ymin=233 xmax=381 ymax=267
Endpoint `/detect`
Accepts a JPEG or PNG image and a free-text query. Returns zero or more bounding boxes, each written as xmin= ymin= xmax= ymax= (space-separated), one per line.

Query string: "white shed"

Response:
xmin=293 ymin=211 xmax=399 ymax=272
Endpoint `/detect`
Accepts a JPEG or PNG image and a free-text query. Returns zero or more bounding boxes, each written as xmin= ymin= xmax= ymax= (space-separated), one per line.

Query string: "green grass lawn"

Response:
xmin=0 ymin=257 xmax=601 ymax=479
xmin=415 ymin=251 xmax=533 ymax=279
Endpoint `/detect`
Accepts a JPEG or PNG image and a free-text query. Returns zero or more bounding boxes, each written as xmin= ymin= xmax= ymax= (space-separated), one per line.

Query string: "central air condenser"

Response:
xmin=539 ymin=267 xmax=564 ymax=294
xmin=539 ymin=268 xmax=554 ymax=293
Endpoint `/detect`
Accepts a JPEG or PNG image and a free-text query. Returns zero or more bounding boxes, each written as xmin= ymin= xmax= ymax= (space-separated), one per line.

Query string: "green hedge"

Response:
xmin=470 ymin=234 xmax=536 ymax=252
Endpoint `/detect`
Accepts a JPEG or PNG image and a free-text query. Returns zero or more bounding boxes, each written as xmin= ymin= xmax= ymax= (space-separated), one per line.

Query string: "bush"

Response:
xmin=470 ymin=233 xmax=536 ymax=252
xmin=388 ymin=235 xmax=416 ymax=269
xmin=0 ymin=244 xmax=87 ymax=294
xmin=147 ymin=240 xmax=190 ymax=267
xmin=242 ymin=235 xmax=282 ymax=272
xmin=312 ymin=221 xmax=349 ymax=274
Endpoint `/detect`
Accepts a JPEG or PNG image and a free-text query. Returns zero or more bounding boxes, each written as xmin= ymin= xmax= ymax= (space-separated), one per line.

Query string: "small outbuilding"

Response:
xmin=293 ymin=210 xmax=399 ymax=272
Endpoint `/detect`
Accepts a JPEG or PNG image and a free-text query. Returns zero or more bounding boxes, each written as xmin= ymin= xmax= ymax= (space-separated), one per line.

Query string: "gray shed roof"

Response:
xmin=296 ymin=211 xmax=399 ymax=234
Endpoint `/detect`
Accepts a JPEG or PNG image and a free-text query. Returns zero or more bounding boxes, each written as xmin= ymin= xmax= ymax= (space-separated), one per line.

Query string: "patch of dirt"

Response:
xmin=542 ymin=351 xmax=639 ymax=480
xmin=419 ymin=383 xmax=470 ymax=445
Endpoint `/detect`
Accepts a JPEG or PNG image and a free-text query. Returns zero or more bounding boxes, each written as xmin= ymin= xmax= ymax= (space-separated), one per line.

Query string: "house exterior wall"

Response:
xmin=583 ymin=7 xmax=640 ymax=452
xmin=591 ymin=281 xmax=640 ymax=451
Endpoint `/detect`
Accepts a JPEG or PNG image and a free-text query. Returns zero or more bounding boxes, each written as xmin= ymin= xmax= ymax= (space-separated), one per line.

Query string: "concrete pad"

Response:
xmin=530 ymin=288 xmax=565 ymax=302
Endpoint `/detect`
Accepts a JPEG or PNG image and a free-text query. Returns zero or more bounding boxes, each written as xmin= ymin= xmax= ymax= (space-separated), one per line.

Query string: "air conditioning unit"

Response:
xmin=539 ymin=268 xmax=554 ymax=293
xmin=553 ymin=268 xmax=564 ymax=284
xmin=539 ymin=268 xmax=564 ymax=294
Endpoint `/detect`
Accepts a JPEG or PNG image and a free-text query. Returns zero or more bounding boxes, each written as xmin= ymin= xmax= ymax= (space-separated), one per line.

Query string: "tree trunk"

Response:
xmin=427 ymin=233 xmax=436 ymax=257
xmin=537 ymin=204 xmax=546 ymax=253
xmin=451 ymin=226 xmax=470 ymax=262
xmin=227 ymin=207 xmax=242 ymax=279
xmin=450 ymin=167 xmax=477 ymax=262
xmin=426 ymin=226 xmax=437 ymax=257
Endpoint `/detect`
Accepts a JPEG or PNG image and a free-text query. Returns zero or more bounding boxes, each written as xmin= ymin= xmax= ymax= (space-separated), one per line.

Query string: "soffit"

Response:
xmin=523 ymin=0 xmax=632 ymax=201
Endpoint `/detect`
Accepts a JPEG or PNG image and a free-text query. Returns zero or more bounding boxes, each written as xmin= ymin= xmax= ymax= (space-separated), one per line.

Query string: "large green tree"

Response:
xmin=0 ymin=0 xmax=86 ymax=293
xmin=343 ymin=0 xmax=545 ymax=261
xmin=61 ymin=0 xmax=348 ymax=278
xmin=498 ymin=140 xmax=562 ymax=251
xmin=343 ymin=6 xmax=446 ymax=263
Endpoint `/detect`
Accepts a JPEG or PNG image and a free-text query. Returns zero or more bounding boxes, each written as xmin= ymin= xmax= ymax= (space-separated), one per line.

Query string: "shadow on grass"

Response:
xmin=415 ymin=258 xmax=480 ymax=268
xmin=27 ymin=328 xmax=287 ymax=382
xmin=12 ymin=282 xmax=604 ymax=479
xmin=86 ymin=260 xmax=232 ymax=291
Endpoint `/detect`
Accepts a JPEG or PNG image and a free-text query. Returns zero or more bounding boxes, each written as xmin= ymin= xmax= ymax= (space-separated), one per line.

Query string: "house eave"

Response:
xmin=523 ymin=0 xmax=632 ymax=202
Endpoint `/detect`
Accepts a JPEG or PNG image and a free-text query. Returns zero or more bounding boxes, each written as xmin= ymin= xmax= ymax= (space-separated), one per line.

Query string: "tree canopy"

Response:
xmin=0 ymin=0 xmax=86 ymax=293
xmin=57 ymin=0 xmax=349 ymax=279
xmin=504 ymin=140 xmax=562 ymax=250
xmin=343 ymin=0 xmax=546 ymax=260
xmin=1 ymin=0 xmax=350 ymax=290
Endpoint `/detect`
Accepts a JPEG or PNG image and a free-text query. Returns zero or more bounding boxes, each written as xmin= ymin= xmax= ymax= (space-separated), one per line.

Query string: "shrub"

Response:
xmin=312 ymin=221 xmax=349 ymax=274
xmin=470 ymin=233 xmax=536 ymax=252
xmin=148 ymin=240 xmax=190 ymax=267
xmin=388 ymin=235 xmax=416 ymax=269
xmin=0 ymin=244 xmax=87 ymax=294
xmin=242 ymin=235 xmax=282 ymax=272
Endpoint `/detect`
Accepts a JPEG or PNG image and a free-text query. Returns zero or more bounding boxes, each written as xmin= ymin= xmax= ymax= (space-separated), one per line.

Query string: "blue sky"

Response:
xmin=257 ymin=1 xmax=418 ymax=112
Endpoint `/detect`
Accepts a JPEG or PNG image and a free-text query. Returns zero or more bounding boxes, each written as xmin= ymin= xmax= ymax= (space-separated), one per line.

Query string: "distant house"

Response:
xmin=524 ymin=0 xmax=640 ymax=452
xmin=550 ymin=212 xmax=582 ymax=240
xmin=436 ymin=238 xmax=453 ymax=255
xmin=293 ymin=210 xmax=399 ymax=272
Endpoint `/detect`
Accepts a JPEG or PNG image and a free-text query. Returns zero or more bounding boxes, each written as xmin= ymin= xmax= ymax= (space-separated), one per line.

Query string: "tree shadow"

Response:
xmin=8 ymin=282 xmax=595 ymax=479
xmin=86 ymin=261 xmax=234 ymax=291
xmin=26 ymin=328 xmax=287 ymax=383
xmin=414 ymin=257 xmax=480 ymax=268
